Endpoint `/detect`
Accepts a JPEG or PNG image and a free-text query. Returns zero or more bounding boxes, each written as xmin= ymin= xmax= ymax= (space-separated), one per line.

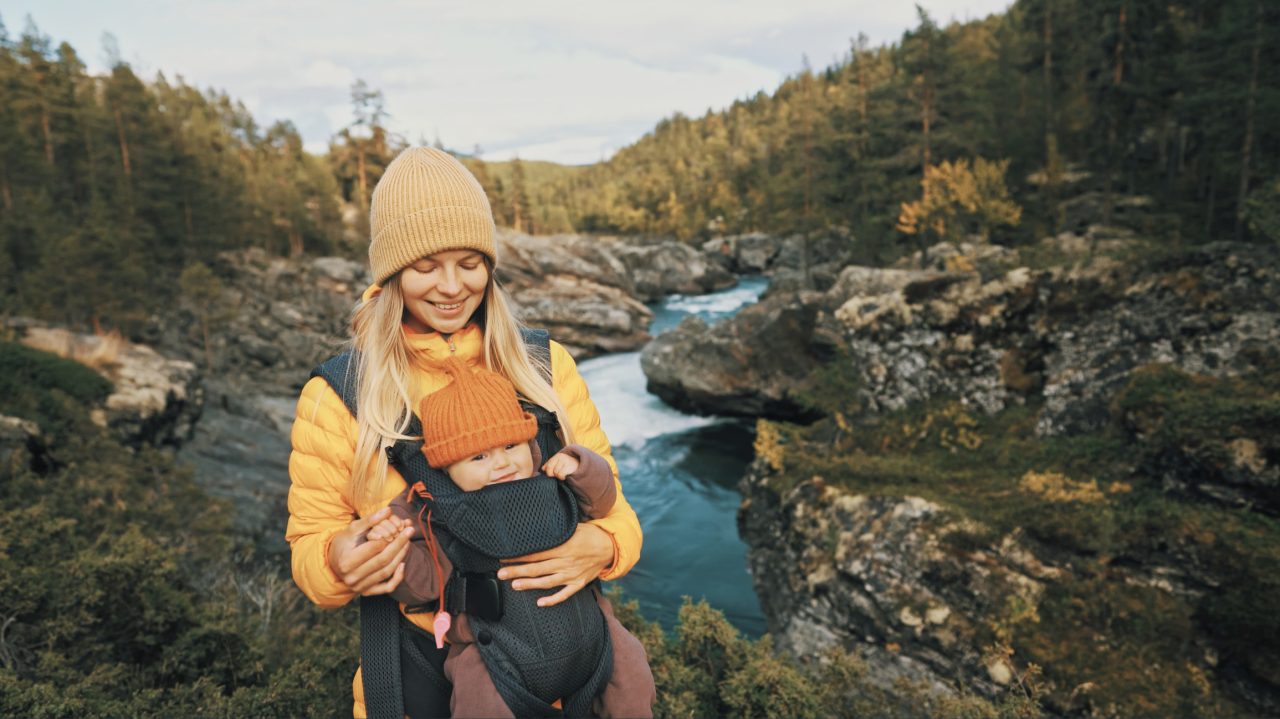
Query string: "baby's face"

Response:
xmin=446 ymin=441 xmax=535 ymax=492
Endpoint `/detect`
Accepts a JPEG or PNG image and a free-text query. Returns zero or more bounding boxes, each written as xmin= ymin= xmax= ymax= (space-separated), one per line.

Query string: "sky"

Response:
xmin=2 ymin=1 xmax=1014 ymax=165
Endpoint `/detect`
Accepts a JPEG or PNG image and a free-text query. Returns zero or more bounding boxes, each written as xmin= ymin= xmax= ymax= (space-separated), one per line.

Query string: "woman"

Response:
xmin=286 ymin=146 xmax=643 ymax=717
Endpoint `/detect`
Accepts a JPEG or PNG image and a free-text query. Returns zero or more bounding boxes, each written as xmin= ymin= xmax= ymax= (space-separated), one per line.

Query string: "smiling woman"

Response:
xmin=285 ymin=146 xmax=649 ymax=718
xmin=400 ymin=250 xmax=490 ymax=335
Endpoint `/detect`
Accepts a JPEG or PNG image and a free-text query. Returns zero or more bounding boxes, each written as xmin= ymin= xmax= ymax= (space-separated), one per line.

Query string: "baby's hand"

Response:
xmin=541 ymin=451 xmax=580 ymax=480
xmin=366 ymin=516 xmax=409 ymax=543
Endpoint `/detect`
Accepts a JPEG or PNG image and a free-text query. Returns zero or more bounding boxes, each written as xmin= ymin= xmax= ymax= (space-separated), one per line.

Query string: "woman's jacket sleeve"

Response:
xmin=285 ymin=376 xmax=361 ymax=608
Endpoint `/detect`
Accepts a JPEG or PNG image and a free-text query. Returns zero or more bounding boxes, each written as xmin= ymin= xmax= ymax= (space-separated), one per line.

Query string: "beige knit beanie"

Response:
xmin=368 ymin=147 xmax=497 ymax=286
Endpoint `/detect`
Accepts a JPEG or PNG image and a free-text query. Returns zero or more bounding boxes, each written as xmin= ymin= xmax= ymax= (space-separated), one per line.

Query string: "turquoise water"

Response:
xmin=577 ymin=276 xmax=769 ymax=636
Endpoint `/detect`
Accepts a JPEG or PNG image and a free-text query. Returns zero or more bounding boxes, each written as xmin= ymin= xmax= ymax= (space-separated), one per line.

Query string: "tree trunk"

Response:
xmin=183 ymin=188 xmax=195 ymax=246
xmin=857 ymin=57 xmax=869 ymax=222
xmin=918 ymin=27 xmax=933 ymax=205
xmin=356 ymin=146 xmax=367 ymax=205
xmin=201 ymin=316 xmax=213 ymax=371
xmin=1102 ymin=3 xmax=1127 ymax=233
xmin=1043 ymin=0 xmax=1054 ymax=142
xmin=40 ymin=105 xmax=54 ymax=167
xmin=1204 ymin=170 xmax=1216 ymax=241
xmin=922 ymin=83 xmax=933 ymax=193
xmin=1113 ymin=5 xmax=1126 ymax=86
xmin=112 ymin=105 xmax=132 ymax=177
xmin=82 ymin=105 xmax=97 ymax=195
xmin=1235 ymin=0 xmax=1262 ymax=240
xmin=1044 ymin=1 xmax=1060 ymax=233
xmin=289 ymin=229 xmax=303 ymax=258
xmin=0 ymin=167 xmax=11 ymax=212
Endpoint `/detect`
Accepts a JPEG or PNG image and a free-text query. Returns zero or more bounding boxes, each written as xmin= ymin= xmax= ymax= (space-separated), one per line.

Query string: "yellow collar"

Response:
xmin=403 ymin=322 xmax=485 ymax=366
xmin=363 ymin=282 xmax=486 ymax=367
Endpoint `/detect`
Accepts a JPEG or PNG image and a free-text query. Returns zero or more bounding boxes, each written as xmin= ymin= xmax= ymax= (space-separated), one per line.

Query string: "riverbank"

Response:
xmin=645 ymin=236 xmax=1280 ymax=715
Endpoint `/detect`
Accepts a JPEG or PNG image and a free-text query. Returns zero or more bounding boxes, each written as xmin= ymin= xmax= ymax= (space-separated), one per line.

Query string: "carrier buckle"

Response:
xmin=446 ymin=571 xmax=503 ymax=621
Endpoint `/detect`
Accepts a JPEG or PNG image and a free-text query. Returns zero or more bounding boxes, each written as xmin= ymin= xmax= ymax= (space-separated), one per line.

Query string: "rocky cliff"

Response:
xmin=671 ymin=235 xmax=1280 ymax=716
xmin=645 ymin=237 xmax=1279 ymax=433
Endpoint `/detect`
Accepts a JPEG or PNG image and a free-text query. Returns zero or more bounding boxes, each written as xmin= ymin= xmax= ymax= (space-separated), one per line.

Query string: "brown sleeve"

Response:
xmin=556 ymin=444 xmax=617 ymax=519
xmin=385 ymin=496 xmax=454 ymax=607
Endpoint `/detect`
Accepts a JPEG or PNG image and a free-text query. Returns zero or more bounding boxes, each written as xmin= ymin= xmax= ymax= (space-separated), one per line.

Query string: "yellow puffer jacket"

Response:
xmin=285 ymin=322 xmax=642 ymax=718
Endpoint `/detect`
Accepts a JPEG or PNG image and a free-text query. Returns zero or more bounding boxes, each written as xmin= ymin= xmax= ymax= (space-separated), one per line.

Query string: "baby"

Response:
xmin=365 ymin=357 xmax=655 ymax=719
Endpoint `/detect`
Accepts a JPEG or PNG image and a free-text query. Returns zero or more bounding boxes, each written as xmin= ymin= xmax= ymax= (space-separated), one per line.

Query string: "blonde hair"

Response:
xmin=346 ymin=267 xmax=573 ymax=503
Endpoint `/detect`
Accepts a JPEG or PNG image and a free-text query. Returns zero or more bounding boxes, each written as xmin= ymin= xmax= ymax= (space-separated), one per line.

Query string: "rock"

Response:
xmin=497 ymin=230 xmax=634 ymax=295
xmin=641 ymin=240 xmax=1280 ymax=437
xmin=893 ymin=239 xmax=1017 ymax=273
xmin=156 ymin=231 xmax=746 ymax=377
xmin=609 ymin=240 xmax=736 ymax=301
xmin=0 ymin=414 xmax=44 ymax=473
xmin=736 ymin=463 xmax=1046 ymax=700
xmin=986 ymin=659 xmax=1014 ymax=685
xmin=702 ymin=232 xmax=783 ymax=274
xmin=640 ymin=291 xmax=830 ymax=419
xmin=1037 ymin=242 xmax=1280 ymax=437
xmin=641 ymin=261 xmax=1036 ymax=419
xmin=499 ymin=230 xmax=743 ymax=354
xmin=175 ymin=378 xmax=293 ymax=553
xmin=147 ymin=247 xmax=361 ymax=395
xmin=763 ymin=227 xmax=860 ymax=295
xmin=512 ymin=274 xmax=653 ymax=358
xmin=14 ymin=323 xmax=203 ymax=448
xmin=1058 ymin=192 xmax=1156 ymax=234
xmin=311 ymin=256 xmax=367 ymax=285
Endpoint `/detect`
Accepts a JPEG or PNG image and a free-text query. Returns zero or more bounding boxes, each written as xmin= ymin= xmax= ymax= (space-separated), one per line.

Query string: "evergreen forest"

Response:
xmin=2 ymin=2 xmax=1279 ymax=716
xmin=1 ymin=1 xmax=1278 ymax=334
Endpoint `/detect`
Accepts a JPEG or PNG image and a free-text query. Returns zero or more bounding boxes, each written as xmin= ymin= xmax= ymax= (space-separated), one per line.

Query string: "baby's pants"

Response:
xmin=444 ymin=591 xmax=656 ymax=719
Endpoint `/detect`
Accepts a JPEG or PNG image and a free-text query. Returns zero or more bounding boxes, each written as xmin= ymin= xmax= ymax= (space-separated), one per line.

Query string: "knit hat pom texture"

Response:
xmin=420 ymin=357 xmax=537 ymax=469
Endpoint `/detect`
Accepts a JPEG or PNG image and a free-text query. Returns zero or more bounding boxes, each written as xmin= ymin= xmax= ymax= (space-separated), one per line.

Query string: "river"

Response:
xmin=577 ymin=276 xmax=769 ymax=637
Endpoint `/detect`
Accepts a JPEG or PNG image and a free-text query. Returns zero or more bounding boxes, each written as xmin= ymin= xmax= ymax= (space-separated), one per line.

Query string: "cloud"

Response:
xmin=5 ymin=0 xmax=1014 ymax=163
xmin=300 ymin=59 xmax=355 ymax=89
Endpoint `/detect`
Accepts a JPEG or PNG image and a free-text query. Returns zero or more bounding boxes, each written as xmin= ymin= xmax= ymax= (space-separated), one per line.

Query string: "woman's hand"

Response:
xmin=498 ymin=523 xmax=613 ymax=607
xmin=327 ymin=507 xmax=414 ymax=596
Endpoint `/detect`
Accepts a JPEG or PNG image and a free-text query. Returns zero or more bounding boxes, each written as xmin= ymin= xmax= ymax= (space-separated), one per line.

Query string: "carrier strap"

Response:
xmin=311 ymin=328 xmax=553 ymax=719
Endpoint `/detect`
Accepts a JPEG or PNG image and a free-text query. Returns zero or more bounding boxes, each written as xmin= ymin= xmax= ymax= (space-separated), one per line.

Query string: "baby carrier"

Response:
xmin=311 ymin=329 xmax=613 ymax=719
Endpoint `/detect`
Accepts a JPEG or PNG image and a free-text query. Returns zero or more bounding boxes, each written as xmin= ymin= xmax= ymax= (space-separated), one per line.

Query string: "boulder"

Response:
xmin=0 ymin=414 xmax=44 ymax=474
xmin=737 ymin=463 xmax=1049 ymax=701
xmin=512 ymin=274 xmax=653 ymax=358
xmin=175 ymin=379 xmax=294 ymax=551
xmin=497 ymin=231 xmax=655 ymax=357
xmin=146 ymin=247 xmax=361 ymax=395
xmin=608 ymin=239 xmax=736 ymax=301
xmin=763 ymin=227 xmax=860 ymax=295
xmin=639 ymin=290 xmax=831 ymax=420
xmin=640 ymin=262 xmax=1037 ymax=419
xmin=702 ymin=232 xmax=783 ymax=274
xmin=14 ymin=322 xmax=203 ymax=448
xmin=497 ymin=230 xmax=634 ymax=295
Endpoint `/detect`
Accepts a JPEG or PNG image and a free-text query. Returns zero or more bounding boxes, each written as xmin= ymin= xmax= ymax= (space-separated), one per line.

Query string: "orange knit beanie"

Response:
xmin=420 ymin=357 xmax=538 ymax=468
